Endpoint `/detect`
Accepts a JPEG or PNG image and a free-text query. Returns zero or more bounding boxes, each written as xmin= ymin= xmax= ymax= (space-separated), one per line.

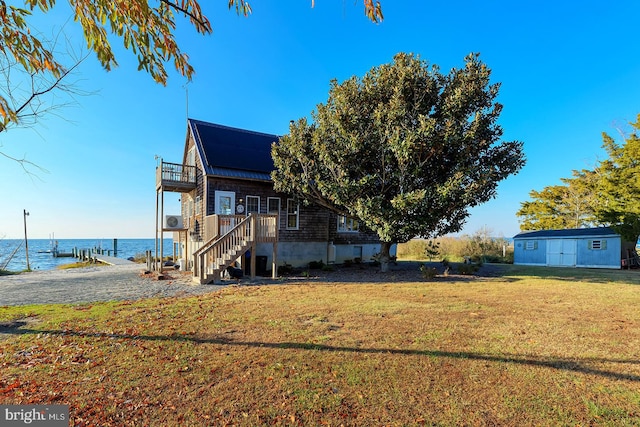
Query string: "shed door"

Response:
xmin=547 ymin=239 xmax=577 ymax=266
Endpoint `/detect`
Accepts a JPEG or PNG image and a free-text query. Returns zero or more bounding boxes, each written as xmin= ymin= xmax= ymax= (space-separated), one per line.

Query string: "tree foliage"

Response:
xmin=0 ymin=0 xmax=207 ymax=130
xmin=517 ymin=114 xmax=640 ymax=243
xmin=463 ymin=226 xmax=510 ymax=262
xmin=516 ymin=169 xmax=600 ymax=230
xmin=424 ymin=239 xmax=440 ymax=261
xmin=271 ymin=52 xmax=525 ymax=269
xmin=596 ymin=115 xmax=640 ymax=242
xmin=0 ymin=0 xmax=384 ymax=131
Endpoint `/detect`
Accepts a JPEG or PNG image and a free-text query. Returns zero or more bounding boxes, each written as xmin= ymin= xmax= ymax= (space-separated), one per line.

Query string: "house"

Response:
xmin=155 ymin=119 xmax=389 ymax=283
xmin=513 ymin=227 xmax=636 ymax=269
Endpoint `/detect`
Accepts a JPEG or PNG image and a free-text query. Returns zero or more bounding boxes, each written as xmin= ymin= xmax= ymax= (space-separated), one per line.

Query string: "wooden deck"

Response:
xmin=94 ymin=255 xmax=136 ymax=266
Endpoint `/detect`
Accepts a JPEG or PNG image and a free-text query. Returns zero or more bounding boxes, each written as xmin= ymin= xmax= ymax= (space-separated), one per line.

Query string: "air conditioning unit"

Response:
xmin=164 ymin=215 xmax=183 ymax=230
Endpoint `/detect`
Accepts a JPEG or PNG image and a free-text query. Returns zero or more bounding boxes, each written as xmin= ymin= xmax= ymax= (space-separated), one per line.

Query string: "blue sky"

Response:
xmin=2 ymin=1 xmax=640 ymax=239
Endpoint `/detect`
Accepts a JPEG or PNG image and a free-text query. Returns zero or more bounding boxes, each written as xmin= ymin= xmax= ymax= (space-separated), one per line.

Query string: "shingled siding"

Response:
xmin=204 ymin=177 xmax=274 ymax=217
xmin=326 ymin=211 xmax=380 ymax=245
xmin=179 ymin=141 xmax=205 ymax=241
xmin=203 ymin=177 xmax=381 ymax=245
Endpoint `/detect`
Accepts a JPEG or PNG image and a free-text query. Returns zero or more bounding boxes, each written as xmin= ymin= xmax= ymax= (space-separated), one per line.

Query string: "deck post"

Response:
xmin=155 ymin=187 xmax=159 ymax=272
xmin=250 ymin=214 xmax=257 ymax=280
xmin=160 ymin=188 xmax=164 ymax=271
xmin=273 ymin=214 xmax=278 ymax=278
xmin=272 ymin=240 xmax=278 ymax=279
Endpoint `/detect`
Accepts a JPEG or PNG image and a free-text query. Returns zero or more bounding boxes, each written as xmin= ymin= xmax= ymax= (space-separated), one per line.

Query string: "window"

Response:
xmin=186 ymin=148 xmax=196 ymax=182
xmin=589 ymin=239 xmax=606 ymax=250
xmin=524 ymin=240 xmax=537 ymax=250
xmin=195 ymin=195 xmax=201 ymax=217
xmin=246 ymin=196 xmax=260 ymax=215
xmin=286 ymin=199 xmax=299 ymax=230
xmin=187 ymin=195 xmax=193 ymax=219
xmin=186 ymin=148 xmax=195 ymax=166
xmin=338 ymin=215 xmax=359 ymax=232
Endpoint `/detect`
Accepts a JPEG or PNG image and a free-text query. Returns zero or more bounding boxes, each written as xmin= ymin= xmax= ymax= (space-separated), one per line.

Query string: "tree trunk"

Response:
xmin=379 ymin=241 xmax=393 ymax=273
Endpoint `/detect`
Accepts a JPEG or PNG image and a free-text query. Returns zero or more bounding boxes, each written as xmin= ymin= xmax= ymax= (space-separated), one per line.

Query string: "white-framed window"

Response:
xmin=524 ymin=240 xmax=537 ymax=250
xmin=286 ymin=199 xmax=299 ymax=230
xmin=246 ymin=196 xmax=260 ymax=215
xmin=338 ymin=215 xmax=360 ymax=232
xmin=588 ymin=239 xmax=606 ymax=250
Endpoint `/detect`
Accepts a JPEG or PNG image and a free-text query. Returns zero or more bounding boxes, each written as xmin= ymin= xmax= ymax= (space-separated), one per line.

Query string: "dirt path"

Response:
xmin=0 ymin=264 xmax=221 ymax=306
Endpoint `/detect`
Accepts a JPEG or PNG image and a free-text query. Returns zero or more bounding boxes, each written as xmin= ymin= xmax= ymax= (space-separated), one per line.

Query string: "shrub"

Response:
xmin=370 ymin=252 xmax=381 ymax=266
xmin=420 ymin=264 xmax=438 ymax=280
xmin=456 ymin=263 xmax=479 ymax=275
xmin=308 ymin=260 xmax=325 ymax=269
xmin=277 ymin=262 xmax=293 ymax=275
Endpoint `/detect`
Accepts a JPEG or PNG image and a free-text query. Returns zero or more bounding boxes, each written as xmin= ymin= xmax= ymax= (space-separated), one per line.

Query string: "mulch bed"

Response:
xmin=264 ymin=260 xmax=506 ymax=284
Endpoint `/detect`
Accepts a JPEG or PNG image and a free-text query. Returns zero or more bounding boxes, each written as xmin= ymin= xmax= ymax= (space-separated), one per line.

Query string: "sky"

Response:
xmin=2 ymin=1 xmax=640 ymax=240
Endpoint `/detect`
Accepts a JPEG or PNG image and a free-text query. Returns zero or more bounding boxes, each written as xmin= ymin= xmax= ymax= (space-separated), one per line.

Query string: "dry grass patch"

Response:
xmin=1 ymin=266 xmax=639 ymax=426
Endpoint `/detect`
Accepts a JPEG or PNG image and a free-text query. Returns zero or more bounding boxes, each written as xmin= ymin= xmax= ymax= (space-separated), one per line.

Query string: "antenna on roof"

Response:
xmin=183 ymin=82 xmax=190 ymax=121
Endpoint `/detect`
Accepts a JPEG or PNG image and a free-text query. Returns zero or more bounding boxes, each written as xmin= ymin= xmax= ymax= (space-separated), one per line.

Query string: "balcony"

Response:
xmin=156 ymin=161 xmax=197 ymax=192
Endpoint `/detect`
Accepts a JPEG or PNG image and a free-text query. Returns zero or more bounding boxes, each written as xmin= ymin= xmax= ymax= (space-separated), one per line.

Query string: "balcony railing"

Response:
xmin=156 ymin=161 xmax=197 ymax=192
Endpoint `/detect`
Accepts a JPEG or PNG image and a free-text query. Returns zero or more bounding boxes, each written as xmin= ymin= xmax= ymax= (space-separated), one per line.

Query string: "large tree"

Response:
xmin=271 ymin=52 xmax=525 ymax=271
xmin=0 ymin=0 xmax=383 ymax=131
xmin=516 ymin=169 xmax=600 ymax=230
xmin=596 ymin=114 xmax=640 ymax=243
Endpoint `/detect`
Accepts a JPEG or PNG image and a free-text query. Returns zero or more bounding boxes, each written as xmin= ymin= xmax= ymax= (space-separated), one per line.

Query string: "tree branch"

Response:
xmin=11 ymin=52 xmax=89 ymax=120
xmin=159 ymin=0 xmax=212 ymax=32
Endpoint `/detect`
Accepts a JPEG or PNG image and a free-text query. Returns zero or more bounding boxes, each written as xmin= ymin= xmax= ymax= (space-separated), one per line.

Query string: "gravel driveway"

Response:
xmin=0 ymin=264 xmax=222 ymax=306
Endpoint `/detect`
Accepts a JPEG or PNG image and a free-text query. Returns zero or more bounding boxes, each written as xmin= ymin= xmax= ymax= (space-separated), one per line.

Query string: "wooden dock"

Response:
xmin=93 ymin=255 xmax=135 ymax=266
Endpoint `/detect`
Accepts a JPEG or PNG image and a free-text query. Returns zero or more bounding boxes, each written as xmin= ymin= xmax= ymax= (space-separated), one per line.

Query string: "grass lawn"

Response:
xmin=1 ymin=264 xmax=639 ymax=426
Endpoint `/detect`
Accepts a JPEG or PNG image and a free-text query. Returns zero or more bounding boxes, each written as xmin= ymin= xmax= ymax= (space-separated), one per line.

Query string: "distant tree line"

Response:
xmin=397 ymin=227 xmax=513 ymax=264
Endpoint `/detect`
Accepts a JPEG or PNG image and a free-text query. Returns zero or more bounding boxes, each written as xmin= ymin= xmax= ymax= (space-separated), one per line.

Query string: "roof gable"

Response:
xmin=188 ymin=119 xmax=279 ymax=180
xmin=513 ymin=227 xmax=618 ymax=239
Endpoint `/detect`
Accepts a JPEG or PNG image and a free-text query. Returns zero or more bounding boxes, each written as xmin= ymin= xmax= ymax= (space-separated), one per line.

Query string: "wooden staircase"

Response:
xmin=193 ymin=214 xmax=278 ymax=284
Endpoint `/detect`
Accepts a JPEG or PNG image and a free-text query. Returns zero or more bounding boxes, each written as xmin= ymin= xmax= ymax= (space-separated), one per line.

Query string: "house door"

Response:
xmin=547 ymin=239 xmax=577 ymax=266
xmin=215 ymin=191 xmax=235 ymax=235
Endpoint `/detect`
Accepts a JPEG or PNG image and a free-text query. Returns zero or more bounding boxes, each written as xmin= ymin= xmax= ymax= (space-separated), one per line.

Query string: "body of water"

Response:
xmin=0 ymin=238 xmax=177 ymax=272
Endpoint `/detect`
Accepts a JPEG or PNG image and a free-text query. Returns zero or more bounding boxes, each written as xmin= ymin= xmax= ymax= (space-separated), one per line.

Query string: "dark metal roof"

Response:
xmin=188 ymin=119 xmax=279 ymax=181
xmin=513 ymin=227 xmax=618 ymax=239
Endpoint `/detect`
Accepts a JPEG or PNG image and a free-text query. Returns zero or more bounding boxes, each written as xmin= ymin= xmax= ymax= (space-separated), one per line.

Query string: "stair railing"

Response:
xmin=194 ymin=214 xmax=255 ymax=282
